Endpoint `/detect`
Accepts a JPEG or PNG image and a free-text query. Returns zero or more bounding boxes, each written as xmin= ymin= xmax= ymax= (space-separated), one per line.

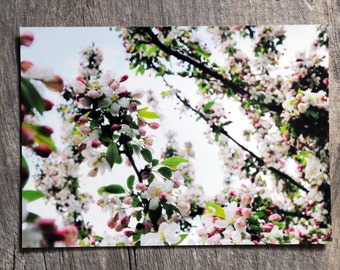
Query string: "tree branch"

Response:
xmin=143 ymin=27 xmax=283 ymax=114
xmin=123 ymin=144 xmax=143 ymax=183
xmin=174 ymin=92 xmax=309 ymax=193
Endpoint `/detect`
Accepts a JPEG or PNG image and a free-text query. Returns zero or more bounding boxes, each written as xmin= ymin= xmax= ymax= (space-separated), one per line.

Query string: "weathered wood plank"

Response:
xmin=0 ymin=0 xmax=339 ymax=269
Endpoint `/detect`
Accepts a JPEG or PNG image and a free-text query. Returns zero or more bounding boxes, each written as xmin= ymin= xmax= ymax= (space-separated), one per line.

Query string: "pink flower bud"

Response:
xmin=76 ymin=76 xmax=86 ymax=84
xmin=120 ymin=216 xmax=130 ymax=228
xmin=311 ymin=234 xmax=319 ymax=242
xmin=110 ymin=124 xmax=121 ymax=131
xmin=144 ymin=137 xmax=153 ymax=147
xmin=123 ymin=196 xmax=133 ymax=205
xmin=242 ymin=193 xmax=253 ymax=205
xmin=78 ymin=125 xmax=91 ymax=135
xmin=20 ymin=31 xmax=34 ymax=47
xmin=141 ymin=170 xmax=151 ymax=180
xmin=96 ymin=199 xmax=104 ymax=207
xmin=138 ymin=118 xmax=146 ymax=127
xmin=136 ymin=183 xmax=147 ymax=191
xmin=43 ymin=75 xmax=64 ymax=92
xmin=118 ymin=89 xmax=128 ymax=97
xmin=22 ymin=127 xmax=35 ymax=146
xmin=38 ymin=125 xmax=54 ymax=136
xmin=132 ymin=89 xmax=145 ymax=99
xmin=235 ymin=207 xmax=243 ymax=216
xmin=235 ymin=217 xmax=246 ymax=229
xmin=241 ymin=208 xmax=252 ymax=219
xmin=129 ymin=102 xmax=138 ymax=112
xmin=268 ymin=213 xmax=281 ymax=222
xmin=159 ymin=192 xmax=168 ymax=203
xmin=21 ymin=61 xmax=34 ymax=73
xmin=77 ymin=115 xmax=88 ymax=124
xmin=207 ymin=234 xmax=221 ymax=245
xmin=87 ymin=167 xmax=98 ymax=177
xmin=37 ymin=218 xmax=57 ymax=233
xmin=149 ymin=122 xmax=159 ymax=129
xmin=172 ymin=179 xmax=181 ymax=188
xmin=91 ymin=139 xmax=101 ymax=148
xmin=34 ymin=144 xmax=52 ymax=158
xmin=227 ymin=190 xmax=236 ymax=200
xmin=139 ymin=128 xmax=146 ymax=136
xmin=107 ymin=214 xmax=119 ymax=229
xmin=57 ymin=225 xmax=78 ymax=246
xmin=44 ymin=99 xmax=54 ymax=111
xmin=123 ymin=229 xmax=134 ymax=237
xmin=143 ymin=221 xmax=152 ymax=233
xmin=262 ymin=223 xmax=274 ymax=233
xmin=120 ymin=74 xmax=129 ymax=82
xmin=78 ymin=143 xmax=87 ymax=152
xmin=110 ymin=81 xmax=120 ymax=90
xmin=178 ymin=201 xmax=190 ymax=214
xmin=87 ymin=89 xmax=100 ymax=99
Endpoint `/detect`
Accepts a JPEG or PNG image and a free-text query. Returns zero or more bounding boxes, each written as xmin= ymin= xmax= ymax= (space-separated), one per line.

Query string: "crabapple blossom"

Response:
xmin=140 ymin=222 xmax=181 ymax=246
xmin=22 ymin=25 xmax=330 ymax=247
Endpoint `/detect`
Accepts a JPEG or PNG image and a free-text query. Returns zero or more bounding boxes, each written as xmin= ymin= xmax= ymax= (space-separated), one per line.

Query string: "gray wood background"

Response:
xmin=1 ymin=0 xmax=339 ymax=269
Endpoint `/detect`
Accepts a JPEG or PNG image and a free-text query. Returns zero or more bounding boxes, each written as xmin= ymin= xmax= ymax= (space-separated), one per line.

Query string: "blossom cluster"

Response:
xmin=22 ymin=25 xmax=331 ymax=247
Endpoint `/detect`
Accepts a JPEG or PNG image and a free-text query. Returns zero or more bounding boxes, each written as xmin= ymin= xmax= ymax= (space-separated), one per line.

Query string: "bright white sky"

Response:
xmin=21 ymin=25 xmax=324 ymax=234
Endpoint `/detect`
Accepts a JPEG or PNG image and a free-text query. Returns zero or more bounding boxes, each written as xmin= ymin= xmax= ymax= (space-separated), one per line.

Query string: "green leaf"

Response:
xmin=22 ymin=124 xmax=56 ymax=151
xmin=149 ymin=205 xmax=162 ymax=230
xmin=101 ymin=184 xmax=125 ymax=194
xmin=136 ymin=65 xmax=145 ymax=75
xmin=214 ymin=132 xmax=220 ymax=142
xmin=161 ymin=156 xmax=188 ymax=170
xmin=249 ymin=225 xmax=262 ymax=233
xmin=34 ymin=131 xmax=57 ymax=152
xmin=147 ymin=45 xmax=158 ymax=58
xmin=21 ymin=77 xmax=45 ymax=114
xmin=127 ymin=175 xmax=135 ymax=190
xmin=141 ymin=148 xmax=153 ymax=163
xmin=132 ymin=196 xmax=141 ymax=207
xmin=136 ymin=210 xmax=142 ymax=221
xmin=97 ymin=186 xmax=106 ymax=195
xmin=106 ymin=143 xmax=115 ymax=168
xmin=157 ymin=167 xmax=172 ymax=179
xmin=273 ymin=221 xmax=284 ymax=229
xmin=22 ymin=156 xmax=29 ymax=188
xmin=138 ymin=107 xmax=159 ymax=119
xmin=203 ymin=101 xmax=214 ymax=111
xmin=151 ymin=159 xmax=159 ymax=166
xmin=254 ymin=211 xmax=265 ymax=218
xmin=164 ymin=204 xmax=174 ymax=219
xmin=106 ymin=143 xmax=120 ymax=167
xmin=133 ymin=230 xmax=143 ymax=242
xmin=205 ymin=202 xmax=225 ymax=219
xmin=22 ymin=190 xmax=44 ymax=202
xmin=172 ymin=234 xmax=188 ymax=246
xmin=25 ymin=212 xmax=40 ymax=223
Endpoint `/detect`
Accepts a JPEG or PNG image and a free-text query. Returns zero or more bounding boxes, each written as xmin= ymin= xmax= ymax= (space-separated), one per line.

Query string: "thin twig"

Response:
xmin=175 ymin=92 xmax=309 ymax=193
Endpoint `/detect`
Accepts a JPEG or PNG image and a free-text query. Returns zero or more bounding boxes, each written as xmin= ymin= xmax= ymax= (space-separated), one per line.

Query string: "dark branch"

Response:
xmin=174 ymin=92 xmax=309 ymax=193
xmin=144 ymin=27 xmax=283 ymax=114
xmin=123 ymin=144 xmax=143 ymax=183
xmin=144 ymin=28 xmax=248 ymax=96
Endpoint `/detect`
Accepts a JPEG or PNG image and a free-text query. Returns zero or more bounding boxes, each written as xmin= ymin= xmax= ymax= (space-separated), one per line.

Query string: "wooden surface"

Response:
xmin=1 ymin=0 xmax=339 ymax=269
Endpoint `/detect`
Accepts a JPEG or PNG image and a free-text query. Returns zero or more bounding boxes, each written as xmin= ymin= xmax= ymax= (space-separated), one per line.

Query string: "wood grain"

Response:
xmin=1 ymin=0 xmax=339 ymax=269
